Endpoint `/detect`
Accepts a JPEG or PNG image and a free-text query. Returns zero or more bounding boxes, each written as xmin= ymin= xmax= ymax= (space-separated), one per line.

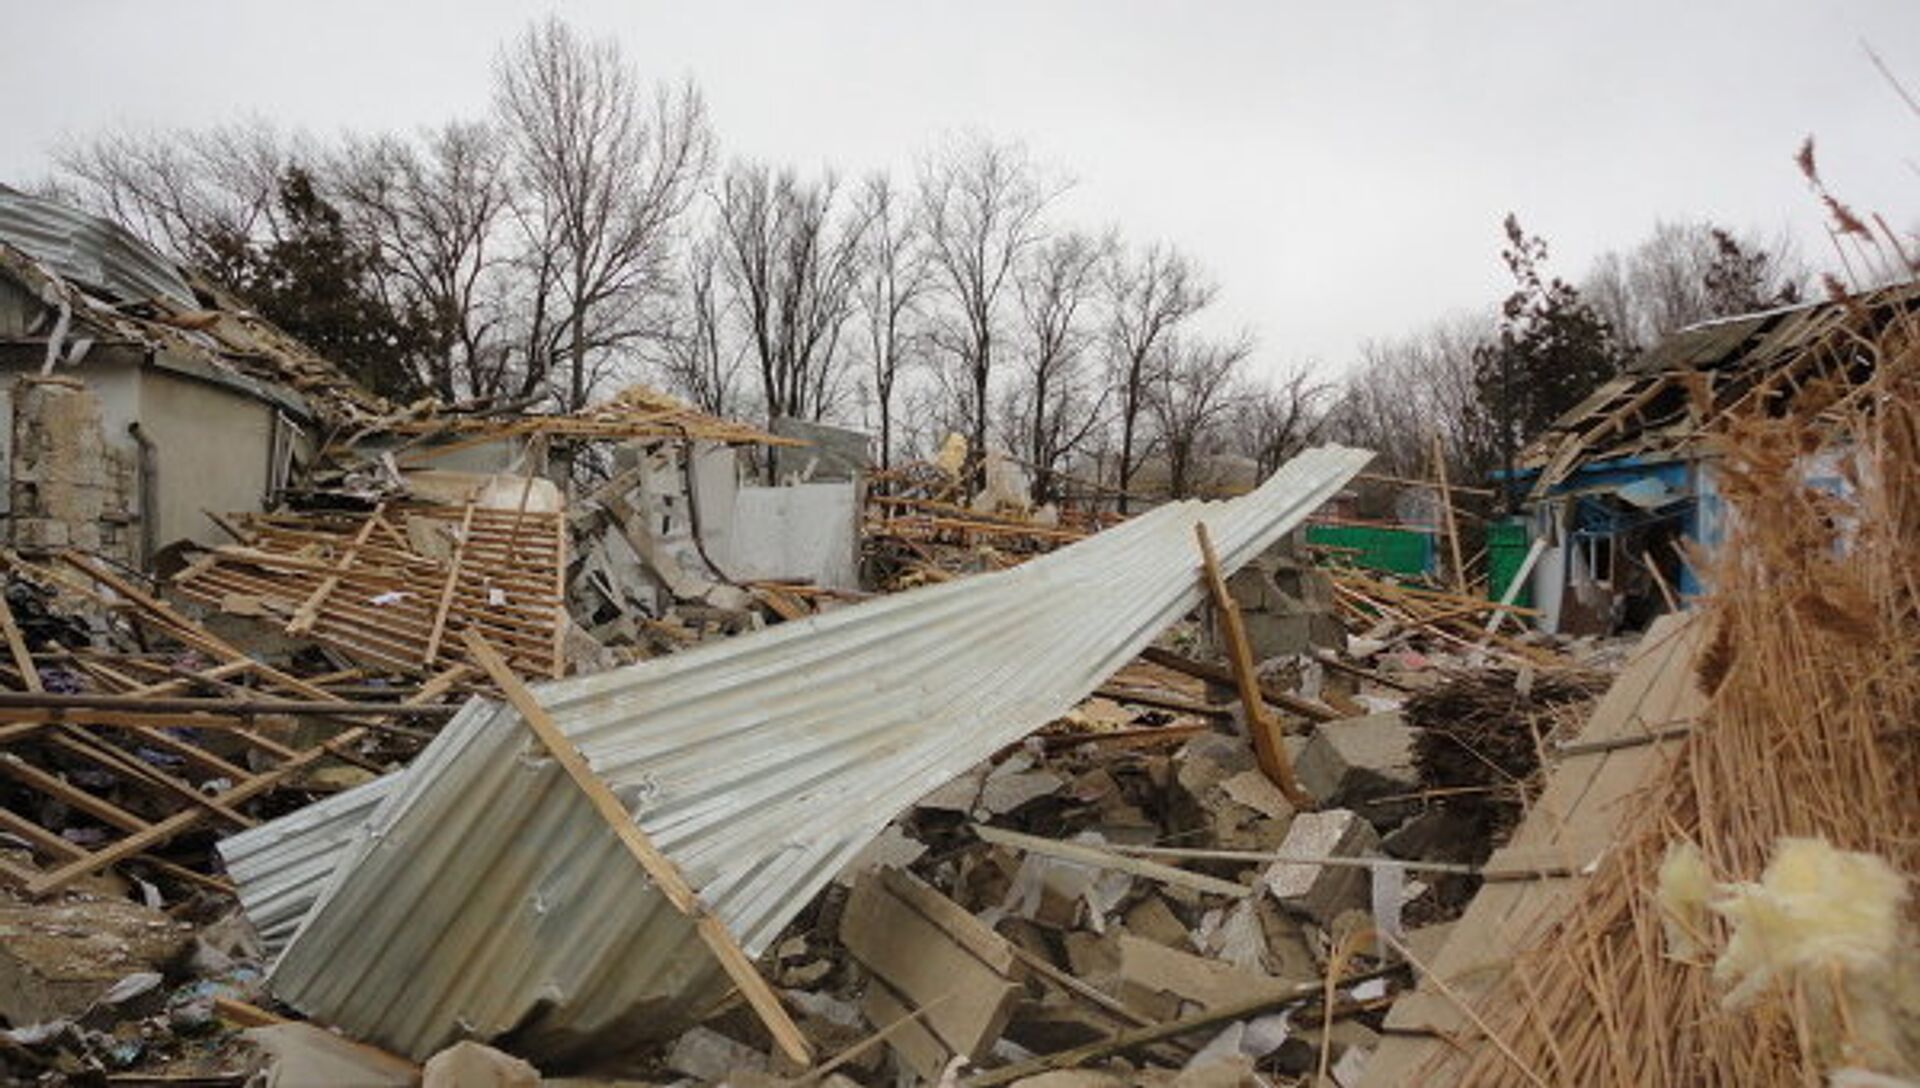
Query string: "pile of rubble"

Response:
xmin=0 ymin=400 xmax=1646 ymax=1087
xmin=0 ymin=441 xmax=1644 ymax=1088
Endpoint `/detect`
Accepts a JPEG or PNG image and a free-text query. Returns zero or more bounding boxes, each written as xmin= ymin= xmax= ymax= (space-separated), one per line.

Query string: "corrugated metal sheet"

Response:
xmin=238 ymin=446 xmax=1372 ymax=1066
xmin=0 ymin=188 xmax=196 ymax=308
xmin=220 ymin=775 xmax=397 ymax=958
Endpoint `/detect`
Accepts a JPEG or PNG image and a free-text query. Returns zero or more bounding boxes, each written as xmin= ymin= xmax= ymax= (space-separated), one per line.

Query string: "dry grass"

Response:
xmin=1431 ymin=233 xmax=1920 ymax=1084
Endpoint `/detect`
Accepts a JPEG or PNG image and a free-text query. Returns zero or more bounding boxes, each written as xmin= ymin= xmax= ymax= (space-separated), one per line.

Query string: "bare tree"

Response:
xmin=854 ymin=173 xmax=932 ymax=472
xmin=330 ymin=122 xmax=511 ymax=401
xmin=1234 ymin=364 xmax=1331 ymax=477
xmin=918 ymin=136 xmax=1055 ymax=476
xmin=494 ymin=17 xmax=712 ymax=410
xmin=1104 ymin=243 xmax=1214 ymax=510
xmin=53 ymin=120 xmax=302 ymax=278
xmin=1006 ymin=229 xmax=1112 ymax=502
xmin=714 ymin=160 xmax=870 ymax=432
xmin=1582 ymin=219 xmax=1808 ymax=353
xmin=1325 ymin=312 xmax=1497 ymax=481
xmin=655 ymin=235 xmax=745 ymax=417
xmin=1150 ymin=334 xmax=1249 ymax=499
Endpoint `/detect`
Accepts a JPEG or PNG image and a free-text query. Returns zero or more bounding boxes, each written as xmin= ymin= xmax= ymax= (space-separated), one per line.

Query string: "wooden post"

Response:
xmin=1193 ymin=523 xmax=1314 ymax=809
xmin=461 ymin=629 xmax=813 ymax=1066
xmin=1432 ymin=433 xmax=1467 ymax=595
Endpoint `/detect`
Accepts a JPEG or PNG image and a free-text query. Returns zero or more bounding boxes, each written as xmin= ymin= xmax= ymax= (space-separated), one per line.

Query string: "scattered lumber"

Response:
xmin=175 ymin=501 xmax=568 ymax=680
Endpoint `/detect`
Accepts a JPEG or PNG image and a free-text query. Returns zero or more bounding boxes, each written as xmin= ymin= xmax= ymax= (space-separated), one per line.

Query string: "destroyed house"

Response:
xmin=0 ymin=188 xmax=386 ymax=566
xmin=1507 ymin=279 xmax=1913 ymax=634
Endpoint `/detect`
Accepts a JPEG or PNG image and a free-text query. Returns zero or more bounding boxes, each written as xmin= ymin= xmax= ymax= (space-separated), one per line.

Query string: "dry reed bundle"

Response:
xmin=1430 ymin=288 xmax=1920 ymax=1084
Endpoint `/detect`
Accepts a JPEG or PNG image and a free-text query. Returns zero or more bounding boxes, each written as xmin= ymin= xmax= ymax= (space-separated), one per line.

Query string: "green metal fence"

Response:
xmin=1486 ymin=520 xmax=1533 ymax=606
xmin=1304 ymin=524 xmax=1435 ymax=577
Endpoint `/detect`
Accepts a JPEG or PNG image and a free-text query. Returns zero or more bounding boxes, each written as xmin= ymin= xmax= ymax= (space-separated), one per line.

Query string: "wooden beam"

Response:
xmin=0 ymin=591 xmax=43 ymax=693
xmin=1194 ymin=522 xmax=1314 ymax=808
xmin=961 ymin=965 xmax=1404 ymax=1088
xmin=1432 ymin=434 xmax=1468 ymax=595
xmin=460 ymin=629 xmax=813 ymax=1067
xmin=23 ymin=728 xmax=367 ymax=897
xmin=1092 ymin=684 xmax=1234 ymax=719
xmin=0 ymin=691 xmax=457 ymax=717
xmin=422 ymin=502 xmax=476 ymax=666
xmin=1137 ymin=646 xmax=1341 ymax=723
xmin=973 ymin=824 xmax=1252 ymax=899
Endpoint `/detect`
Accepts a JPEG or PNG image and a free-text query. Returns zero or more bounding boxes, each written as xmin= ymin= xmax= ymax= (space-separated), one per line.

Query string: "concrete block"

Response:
xmin=1241 ymin=610 xmax=1346 ymax=659
xmin=1295 ymin=712 xmax=1421 ymax=826
xmin=1262 ymin=809 xmax=1381 ymax=925
xmin=666 ymin=1025 xmax=767 ymax=1082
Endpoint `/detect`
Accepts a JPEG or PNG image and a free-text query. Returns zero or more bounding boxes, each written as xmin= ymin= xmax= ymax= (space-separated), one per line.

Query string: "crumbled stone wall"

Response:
xmin=7 ymin=375 xmax=138 ymax=562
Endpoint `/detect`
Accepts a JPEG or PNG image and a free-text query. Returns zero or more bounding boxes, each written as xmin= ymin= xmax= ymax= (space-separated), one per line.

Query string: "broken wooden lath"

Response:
xmin=364 ymin=385 xmax=804 ymax=469
xmin=0 ymin=551 xmax=467 ymax=897
xmin=175 ymin=503 xmax=567 ymax=680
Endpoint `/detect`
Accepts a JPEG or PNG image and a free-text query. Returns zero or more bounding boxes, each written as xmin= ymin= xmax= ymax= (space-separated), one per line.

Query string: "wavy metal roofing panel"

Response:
xmin=220 ymin=775 xmax=397 ymax=958
xmin=248 ymin=446 xmax=1372 ymax=1066
xmin=0 ymin=188 xmax=196 ymax=308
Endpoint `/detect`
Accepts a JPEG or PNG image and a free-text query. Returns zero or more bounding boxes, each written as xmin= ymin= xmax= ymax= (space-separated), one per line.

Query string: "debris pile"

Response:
xmin=1402 ymin=668 xmax=1609 ymax=845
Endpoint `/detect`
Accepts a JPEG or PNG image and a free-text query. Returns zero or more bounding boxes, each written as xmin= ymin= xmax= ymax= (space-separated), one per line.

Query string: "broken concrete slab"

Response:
xmin=1218 ymin=768 xmax=1296 ymax=821
xmin=243 ymin=1023 xmax=416 ymax=1088
xmin=842 ymin=868 xmax=1024 ymax=1079
xmin=1193 ymin=899 xmax=1270 ymax=975
xmin=976 ymin=758 xmax=1068 ymax=817
xmin=1116 ymin=932 xmax=1281 ymax=1010
xmin=1263 ymin=808 xmax=1382 ymax=926
xmin=833 ymin=824 xmax=928 ymax=888
xmin=1122 ymin=895 xmax=1191 ymax=950
xmin=0 ymin=895 xmax=190 ymax=1025
xmin=421 ymin=1041 xmax=539 ymax=1088
xmin=1294 ymin=712 xmax=1420 ymax=826
xmin=665 ymin=1025 xmax=768 ymax=1083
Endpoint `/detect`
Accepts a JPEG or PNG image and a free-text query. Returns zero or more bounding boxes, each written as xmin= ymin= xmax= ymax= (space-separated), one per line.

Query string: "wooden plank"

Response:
xmin=754 ymin=586 xmax=810 ymax=622
xmin=973 ymin=824 xmax=1252 ymax=899
xmin=1432 ymin=433 xmax=1467 ymax=594
xmin=423 ymin=502 xmax=476 ymax=667
xmin=1194 ymin=522 xmax=1313 ymax=806
xmin=0 ymin=753 xmax=151 ymax=832
xmin=0 ymin=805 xmax=87 ymax=860
xmin=1138 ymin=646 xmax=1341 ymax=723
xmin=963 ymin=966 xmax=1403 ymax=1088
xmin=1092 ymin=684 xmax=1233 ymax=718
xmin=46 ymin=731 xmax=255 ymax=829
xmin=460 ymin=629 xmax=813 ymax=1066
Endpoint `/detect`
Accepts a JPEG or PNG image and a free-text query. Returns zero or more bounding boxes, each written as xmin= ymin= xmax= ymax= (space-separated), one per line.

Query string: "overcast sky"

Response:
xmin=3 ymin=1 xmax=1917 ymax=382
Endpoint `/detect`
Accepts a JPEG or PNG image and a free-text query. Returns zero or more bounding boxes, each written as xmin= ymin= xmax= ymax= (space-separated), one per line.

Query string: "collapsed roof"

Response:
xmin=1517 ymin=279 xmax=1920 ymax=498
xmin=0 ymin=187 xmax=391 ymax=425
